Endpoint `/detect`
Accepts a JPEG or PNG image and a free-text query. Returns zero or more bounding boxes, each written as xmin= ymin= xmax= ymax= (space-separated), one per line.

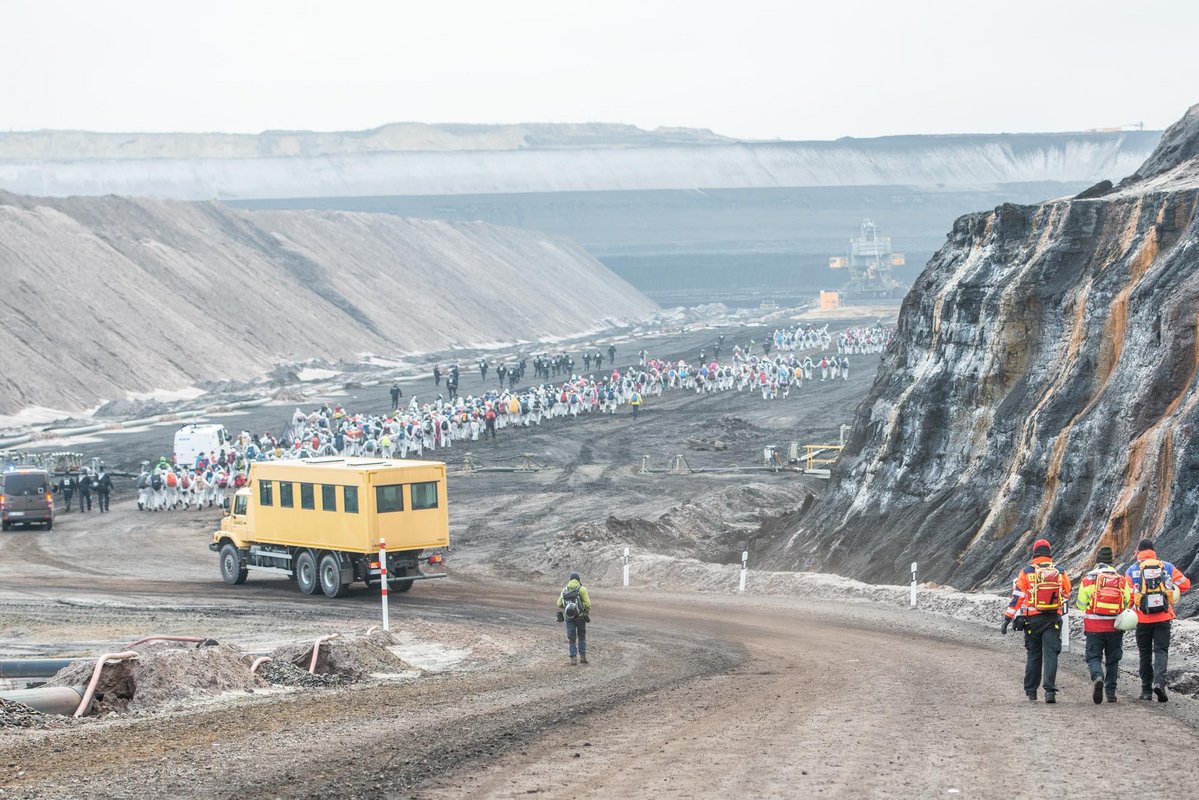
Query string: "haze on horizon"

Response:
xmin=2 ymin=0 xmax=1197 ymax=141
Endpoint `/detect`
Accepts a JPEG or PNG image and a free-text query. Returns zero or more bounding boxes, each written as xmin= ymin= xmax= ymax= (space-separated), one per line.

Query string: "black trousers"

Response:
xmin=1084 ymin=631 xmax=1124 ymax=693
xmin=98 ymin=490 xmax=110 ymax=512
xmin=1135 ymin=620 xmax=1171 ymax=690
xmin=1023 ymin=614 xmax=1062 ymax=695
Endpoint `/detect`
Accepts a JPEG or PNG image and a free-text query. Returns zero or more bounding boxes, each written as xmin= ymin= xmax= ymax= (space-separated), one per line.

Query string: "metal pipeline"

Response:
xmin=0 ymin=686 xmax=85 ymax=716
xmin=249 ymin=657 xmax=272 ymax=674
xmin=124 ymin=635 xmax=208 ymax=648
xmin=74 ymin=651 xmax=138 ymax=718
xmin=308 ymin=634 xmax=339 ymax=674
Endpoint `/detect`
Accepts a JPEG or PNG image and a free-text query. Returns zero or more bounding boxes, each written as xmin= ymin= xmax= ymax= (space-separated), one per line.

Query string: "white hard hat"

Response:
xmin=1114 ymin=608 xmax=1139 ymax=632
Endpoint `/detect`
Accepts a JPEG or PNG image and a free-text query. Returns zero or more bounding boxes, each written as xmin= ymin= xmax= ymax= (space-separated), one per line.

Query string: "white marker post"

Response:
xmin=1062 ymin=609 xmax=1070 ymax=653
xmin=622 ymin=547 xmax=631 ymax=588
xmin=379 ymin=537 xmax=390 ymax=632
xmin=910 ymin=562 xmax=918 ymax=608
xmin=738 ymin=550 xmax=748 ymax=594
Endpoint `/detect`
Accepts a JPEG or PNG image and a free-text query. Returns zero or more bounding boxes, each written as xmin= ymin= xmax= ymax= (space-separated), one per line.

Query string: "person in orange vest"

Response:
xmin=1125 ymin=538 xmax=1192 ymax=702
xmin=1002 ymin=538 xmax=1072 ymax=703
xmin=1074 ymin=546 xmax=1132 ymax=704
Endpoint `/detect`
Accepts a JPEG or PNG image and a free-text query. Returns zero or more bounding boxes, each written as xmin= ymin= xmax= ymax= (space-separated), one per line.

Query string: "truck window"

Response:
xmin=234 ymin=495 xmax=247 ymax=515
xmin=375 ymin=485 xmax=404 ymax=513
xmin=300 ymin=483 xmax=315 ymax=510
xmin=279 ymin=482 xmax=294 ymax=508
xmin=343 ymin=486 xmax=359 ymax=513
xmin=411 ymin=481 xmax=438 ymax=510
xmin=259 ymin=480 xmax=273 ymax=507
xmin=321 ymin=484 xmax=337 ymax=512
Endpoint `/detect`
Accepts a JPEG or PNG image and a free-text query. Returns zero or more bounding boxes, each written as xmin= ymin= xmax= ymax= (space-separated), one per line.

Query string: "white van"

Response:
xmin=174 ymin=424 xmax=230 ymax=467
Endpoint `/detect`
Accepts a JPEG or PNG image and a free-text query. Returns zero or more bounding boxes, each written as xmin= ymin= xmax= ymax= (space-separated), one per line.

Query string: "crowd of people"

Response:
xmin=134 ymin=324 xmax=894 ymax=512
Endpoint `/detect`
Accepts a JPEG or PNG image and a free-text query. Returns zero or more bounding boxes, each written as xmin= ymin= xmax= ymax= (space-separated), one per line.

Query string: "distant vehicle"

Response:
xmin=174 ymin=424 xmax=229 ymax=468
xmin=0 ymin=468 xmax=54 ymax=531
xmin=210 ymin=458 xmax=449 ymax=598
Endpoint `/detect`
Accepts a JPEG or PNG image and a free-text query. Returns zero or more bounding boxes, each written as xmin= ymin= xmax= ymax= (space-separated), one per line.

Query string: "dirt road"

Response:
xmin=4 ymin=582 xmax=1199 ymax=798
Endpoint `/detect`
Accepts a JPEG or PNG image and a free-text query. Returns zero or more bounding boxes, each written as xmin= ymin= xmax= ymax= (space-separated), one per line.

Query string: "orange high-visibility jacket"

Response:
xmin=1005 ymin=556 xmax=1072 ymax=619
xmin=1126 ymin=548 xmax=1191 ymax=623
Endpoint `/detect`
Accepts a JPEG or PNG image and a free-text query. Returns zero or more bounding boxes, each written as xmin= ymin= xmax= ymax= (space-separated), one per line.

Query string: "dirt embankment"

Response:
xmin=0 ymin=191 xmax=656 ymax=414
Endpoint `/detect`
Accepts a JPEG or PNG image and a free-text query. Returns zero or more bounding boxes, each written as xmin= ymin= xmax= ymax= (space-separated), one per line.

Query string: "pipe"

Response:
xmin=365 ymin=626 xmax=379 ymax=636
xmin=307 ymin=634 xmax=339 ymax=674
xmin=0 ymin=686 xmax=85 ymax=716
xmin=249 ymin=656 xmax=273 ymax=674
xmin=123 ymin=635 xmax=208 ymax=648
xmin=74 ymin=651 xmax=138 ymax=718
xmin=0 ymin=658 xmax=82 ymax=678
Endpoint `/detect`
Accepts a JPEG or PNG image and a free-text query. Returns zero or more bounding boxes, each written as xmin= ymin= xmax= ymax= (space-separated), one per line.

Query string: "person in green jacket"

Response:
xmin=556 ymin=571 xmax=592 ymax=665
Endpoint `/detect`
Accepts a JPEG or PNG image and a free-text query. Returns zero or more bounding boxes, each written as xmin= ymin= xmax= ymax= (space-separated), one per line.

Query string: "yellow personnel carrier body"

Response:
xmin=210 ymin=458 xmax=449 ymax=598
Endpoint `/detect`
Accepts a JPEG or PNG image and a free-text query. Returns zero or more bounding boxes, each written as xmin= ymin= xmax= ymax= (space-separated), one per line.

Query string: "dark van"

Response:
xmin=0 ymin=469 xmax=54 ymax=531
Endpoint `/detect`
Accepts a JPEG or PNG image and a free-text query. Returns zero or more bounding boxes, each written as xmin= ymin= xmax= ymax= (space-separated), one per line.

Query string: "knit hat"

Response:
xmin=569 ymin=571 xmax=581 ymax=582
xmin=1097 ymin=546 xmax=1114 ymax=564
xmin=1032 ymin=539 xmax=1052 ymax=556
xmin=1137 ymin=538 xmax=1155 ymax=552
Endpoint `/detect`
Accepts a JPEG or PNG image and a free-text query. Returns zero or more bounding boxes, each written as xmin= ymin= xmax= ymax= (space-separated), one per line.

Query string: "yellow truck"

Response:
xmin=209 ymin=458 xmax=449 ymax=598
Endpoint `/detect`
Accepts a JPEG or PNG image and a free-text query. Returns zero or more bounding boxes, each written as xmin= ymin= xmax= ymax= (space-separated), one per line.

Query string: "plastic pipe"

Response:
xmin=124 ymin=635 xmax=208 ymax=648
xmin=0 ymin=686 xmax=85 ymax=715
xmin=0 ymin=658 xmax=81 ymax=678
xmin=249 ymin=656 xmax=273 ymax=674
xmin=308 ymin=634 xmax=339 ymax=674
xmin=74 ymin=651 xmax=138 ymax=718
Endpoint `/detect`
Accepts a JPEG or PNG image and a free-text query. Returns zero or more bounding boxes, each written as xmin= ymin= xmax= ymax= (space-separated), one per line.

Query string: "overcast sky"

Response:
xmin=2 ymin=0 xmax=1196 ymax=140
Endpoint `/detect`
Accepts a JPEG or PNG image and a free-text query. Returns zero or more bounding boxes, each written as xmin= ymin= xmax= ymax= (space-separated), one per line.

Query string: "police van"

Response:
xmin=174 ymin=424 xmax=230 ymax=468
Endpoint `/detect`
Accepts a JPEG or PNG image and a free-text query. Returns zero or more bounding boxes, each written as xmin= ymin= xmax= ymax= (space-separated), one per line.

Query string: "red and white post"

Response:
xmin=379 ymin=537 xmax=390 ymax=632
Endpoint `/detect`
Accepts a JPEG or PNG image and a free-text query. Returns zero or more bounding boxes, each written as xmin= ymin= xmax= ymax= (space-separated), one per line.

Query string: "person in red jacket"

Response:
xmin=1074 ymin=546 xmax=1132 ymax=704
xmin=1125 ymin=538 xmax=1192 ymax=702
xmin=1002 ymin=538 xmax=1072 ymax=703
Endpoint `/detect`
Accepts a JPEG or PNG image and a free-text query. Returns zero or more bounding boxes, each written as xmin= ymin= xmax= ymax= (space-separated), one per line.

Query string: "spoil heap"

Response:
xmin=777 ymin=103 xmax=1199 ymax=592
xmin=272 ymin=630 xmax=414 ymax=681
xmin=47 ymin=643 xmax=264 ymax=714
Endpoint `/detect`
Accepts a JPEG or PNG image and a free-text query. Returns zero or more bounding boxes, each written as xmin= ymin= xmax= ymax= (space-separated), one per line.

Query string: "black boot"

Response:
xmin=1092 ymin=678 xmax=1104 ymax=705
xmin=1154 ymin=684 xmax=1169 ymax=703
xmin=1044 ymin=692 xmax=1056 ymax=704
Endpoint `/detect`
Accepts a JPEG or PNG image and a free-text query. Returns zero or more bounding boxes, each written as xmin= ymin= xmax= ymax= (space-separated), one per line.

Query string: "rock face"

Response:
xmin=777 ymin=104 xmax=1199 ymax=590
xmin=0 ymin=192 xmax=655 ymax=414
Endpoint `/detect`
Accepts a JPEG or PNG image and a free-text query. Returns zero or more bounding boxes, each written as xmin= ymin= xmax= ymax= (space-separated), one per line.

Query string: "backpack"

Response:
xmin=181 ymin=474 xmax=191 ymax=489
xmin=562 ymin=586 xmax=583 ymax=620
xmin=165 ymin=471 xmax=178 ymax=488
xmin=217 ymin=473 xmax=229 ymax=488
xmin=1029 ymin=563 xmax=1063 ymax=612
xmin=136 ymin=474 xmax=149 ymax=490
xmin=150 ymin=473 xmax=163 ymax=490
xmin=233 ymin=474 xmax=247 ymax=488
xmin=1137 ymin=559 xmax=1171 ymax=614
xmin=1088 ymin=569 xmax=1125 ymax=616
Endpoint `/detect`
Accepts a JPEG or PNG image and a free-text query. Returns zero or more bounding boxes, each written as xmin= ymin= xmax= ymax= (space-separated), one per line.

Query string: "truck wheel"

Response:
xmin=219 ymin=543 xmax=247 ymax=585
xmin=295 ymin=550 xmax=318 ymax=595
xmin=319 ymin=553 xmax=348 ymax=598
